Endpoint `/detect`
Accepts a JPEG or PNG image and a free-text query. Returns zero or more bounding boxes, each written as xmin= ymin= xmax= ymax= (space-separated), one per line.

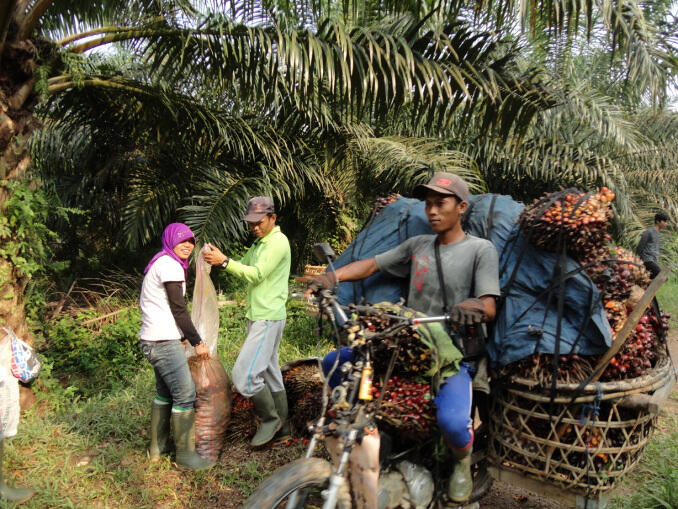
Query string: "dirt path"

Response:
xmin=475 ymin=332 xmax=678 ymax=509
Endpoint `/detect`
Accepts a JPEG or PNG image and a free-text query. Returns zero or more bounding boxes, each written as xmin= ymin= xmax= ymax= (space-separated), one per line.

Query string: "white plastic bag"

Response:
xmin=188 ymin=246 xmax=220 ymax=357
xmin=3 ymin=327 xmax=41 ymax=383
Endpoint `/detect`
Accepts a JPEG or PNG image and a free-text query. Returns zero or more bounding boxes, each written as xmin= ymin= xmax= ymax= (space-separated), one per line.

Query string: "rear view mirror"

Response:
xmin=313 ymin=242 xmax=336 ymax=263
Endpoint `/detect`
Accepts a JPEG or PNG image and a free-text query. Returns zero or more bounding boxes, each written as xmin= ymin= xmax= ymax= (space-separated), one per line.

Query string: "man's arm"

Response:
xmin=478 ymin=295 xmax=496 ymax=321
xmin=334 ymin=258 xmax=379 ymax=282
xmin=636 ymin=230 xmax=650 ymax=257
xmin=307 ymin=258 xmax=379 ymax=292
xmin=204 ymin=239 xmax=286 ymax=284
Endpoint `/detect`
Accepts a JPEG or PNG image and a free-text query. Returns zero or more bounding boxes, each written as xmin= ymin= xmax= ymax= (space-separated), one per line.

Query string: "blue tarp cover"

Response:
xmin=488 ymin=229 xmax=613 ymax=367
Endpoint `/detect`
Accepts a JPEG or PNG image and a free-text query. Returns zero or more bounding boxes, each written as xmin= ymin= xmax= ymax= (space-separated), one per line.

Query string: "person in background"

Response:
xmin=309 ymin=172 xmax=500 ymax=505
xmin=0 ymin=373 xmax=35 ymax=503
xmin=139 ymin=223 xmax=214 ymax=470
xmin=204 ymin=197 xmax=292 ymax=447
xmin=636 ymin=212 xmax=669 ymax=279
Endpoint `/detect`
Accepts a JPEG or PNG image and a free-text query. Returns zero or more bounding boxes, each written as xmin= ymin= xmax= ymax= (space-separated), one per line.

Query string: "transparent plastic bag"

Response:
xmin=396 ymin=460 xmax=435 ymax=509
xmin=188 ymin=246 xmax=220 ymax=358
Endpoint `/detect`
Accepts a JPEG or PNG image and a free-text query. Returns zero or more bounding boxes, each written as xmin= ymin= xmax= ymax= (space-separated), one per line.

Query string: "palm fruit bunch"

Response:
xmin=353 ymin=312 xmax=432 ymax=376
xmin=373 ymin=193 xmax=402 ymax=216
xmin=511 ymin=353 xmax=597 ymax=385
xmin=604 ymin=299 xmax=628 ymax=335
xmin=282 ymin=362 xmax=324 ymax=435
xmin=518 ymin=187 xmax=615 ymax=261
xmin=373 ymin=376 xmax=437 ymax=441
xmin=226 ymin=391 xmax=256 ymax=440
xmin=601 ymin=309 xmax=669 ymax=380
xmin=584 ymin=247 xmax=651 ymax=302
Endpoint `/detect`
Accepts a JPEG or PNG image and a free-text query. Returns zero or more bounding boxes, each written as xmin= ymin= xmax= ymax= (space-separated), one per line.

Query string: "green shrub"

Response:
xmin=42 ymin=308 xmax=143 ymax=390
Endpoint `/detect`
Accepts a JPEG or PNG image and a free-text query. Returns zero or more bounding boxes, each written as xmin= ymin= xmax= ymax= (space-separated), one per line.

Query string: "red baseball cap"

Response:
xmin=413 ymin=172 xmax=469 ymax=203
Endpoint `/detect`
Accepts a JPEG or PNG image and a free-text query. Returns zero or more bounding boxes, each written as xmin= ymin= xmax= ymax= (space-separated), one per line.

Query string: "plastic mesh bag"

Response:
xmin=188 ymin=356 xmax=232 ymax=461
xmin=188 ymin=246 xmax=220 ymax=358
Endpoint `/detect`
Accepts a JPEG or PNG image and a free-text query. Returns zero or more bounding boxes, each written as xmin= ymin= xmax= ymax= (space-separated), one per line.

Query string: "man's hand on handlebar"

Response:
xmin=450 ymin=298 xmax=486 ymax=325
xmin=306 ymin=272 xmax=338 ymax=294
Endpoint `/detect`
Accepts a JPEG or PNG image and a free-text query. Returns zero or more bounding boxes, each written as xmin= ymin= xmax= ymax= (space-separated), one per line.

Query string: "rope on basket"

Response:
xmin=580 ymin=382 xmax=603 ymax=509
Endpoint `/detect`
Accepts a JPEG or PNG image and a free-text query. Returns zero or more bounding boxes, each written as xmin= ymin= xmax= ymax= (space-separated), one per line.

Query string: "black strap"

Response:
xmin=434 ymin=238 xmax=449 ymax=316
xmin=487 ymin=194 xmax=498 ymax=235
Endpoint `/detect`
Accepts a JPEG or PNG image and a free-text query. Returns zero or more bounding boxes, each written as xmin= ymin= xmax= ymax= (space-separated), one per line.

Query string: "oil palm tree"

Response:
xmin=2 ymin=0 xmax=674 ymax=336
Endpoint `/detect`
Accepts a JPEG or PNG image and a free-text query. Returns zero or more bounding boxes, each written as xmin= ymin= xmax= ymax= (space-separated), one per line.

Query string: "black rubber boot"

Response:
xmin=149 ymin=402 xmax=172 ymax=462
xmin=0 ymin=438 xmax=35 ymax=504
xmin=250 ymin=386 xmax=282 ymax=447
xmin=271 ymin=390 xmax=291 ymax=442
xmin=448 ymin=444 xmax=473 ymax=503
xmin=171 ymin=409 xmax=215 ymax=470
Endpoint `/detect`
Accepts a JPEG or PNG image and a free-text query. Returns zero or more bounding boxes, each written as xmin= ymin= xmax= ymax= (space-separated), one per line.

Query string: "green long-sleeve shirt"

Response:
xmin=225 ymin=226 xmax=291 ymax=320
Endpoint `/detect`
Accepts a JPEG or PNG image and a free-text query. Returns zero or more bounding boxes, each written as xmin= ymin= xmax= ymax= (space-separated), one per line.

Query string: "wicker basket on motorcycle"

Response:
xmin=489 ymin=353 xmax=672 ymax=495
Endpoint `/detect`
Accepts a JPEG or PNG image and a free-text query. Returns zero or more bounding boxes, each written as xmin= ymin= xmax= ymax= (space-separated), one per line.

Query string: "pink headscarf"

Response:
xmin=144 ymin=223 xmax=195 ymax=275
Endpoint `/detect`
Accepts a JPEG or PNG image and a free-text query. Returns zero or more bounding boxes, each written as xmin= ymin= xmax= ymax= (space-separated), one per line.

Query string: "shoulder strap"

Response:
xmin=434 ymin=238 xmax=449 ymax=315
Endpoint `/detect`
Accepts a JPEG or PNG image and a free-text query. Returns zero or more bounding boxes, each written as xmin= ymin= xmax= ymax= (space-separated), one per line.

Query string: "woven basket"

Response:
xmin=489 ymin=354 xmax=672 ymax=495
xmin=304 ymin=264 xmax=327 ymax=277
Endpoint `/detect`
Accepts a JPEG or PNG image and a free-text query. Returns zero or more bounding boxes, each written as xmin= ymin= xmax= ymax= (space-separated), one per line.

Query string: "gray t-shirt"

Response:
xmin=636 ymin=227 xmax=660 ymax=263
xmin=374 ymin=234 xmax=500 ymax=317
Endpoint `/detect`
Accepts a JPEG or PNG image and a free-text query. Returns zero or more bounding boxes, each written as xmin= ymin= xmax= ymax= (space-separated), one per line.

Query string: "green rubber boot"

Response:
xmin=448 ymin=445 xmax=473 ymax=503
xmin=0 ymin=438 xmax=35 ymax=504
xmin=271 ymin=390 xmax=291 ymax=442
xmin=250 ymin=386 xmax=282 ymax=447
xmin=149 ymin=401 xmax=172 ymax=462
xmin=171 ymin=409 xmax=215 ymax=470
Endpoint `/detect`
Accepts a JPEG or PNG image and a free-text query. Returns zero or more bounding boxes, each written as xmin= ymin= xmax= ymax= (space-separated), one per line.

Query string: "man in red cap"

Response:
xmin=204 ymin=197 xmax=292 ymax=447
xmin=309 ymin=172 xmax=500 ymax=504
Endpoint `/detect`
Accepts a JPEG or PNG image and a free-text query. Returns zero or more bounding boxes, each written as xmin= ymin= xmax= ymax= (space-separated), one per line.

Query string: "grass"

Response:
xmin=609 ymin=409 xmax=678 ymax=509
xmin=3 ymin=277 xmax=678 ymax=508
xmin=656 ymin=276 xmax=678 ymax=328
xmin=1 ymin=287 xmax=331 ymax=509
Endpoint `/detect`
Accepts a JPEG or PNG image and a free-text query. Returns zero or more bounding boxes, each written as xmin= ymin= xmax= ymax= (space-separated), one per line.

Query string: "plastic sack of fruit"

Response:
xmin=188 ymin=246 xmax=220 ymax=358
xmin=3 ymin=327 xmax=41 ymax=383
xmin=188 ymin=356 xmax=232 ymax=461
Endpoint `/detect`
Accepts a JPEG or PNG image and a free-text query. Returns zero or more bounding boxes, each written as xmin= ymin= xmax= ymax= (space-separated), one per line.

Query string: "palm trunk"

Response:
xmin=0 ymin=22 xmax=40 ymax=341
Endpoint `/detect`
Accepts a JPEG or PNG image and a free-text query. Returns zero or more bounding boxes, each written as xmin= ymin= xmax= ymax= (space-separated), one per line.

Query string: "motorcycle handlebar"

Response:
xmin=290 ymin=292 xmax=450 ymax=326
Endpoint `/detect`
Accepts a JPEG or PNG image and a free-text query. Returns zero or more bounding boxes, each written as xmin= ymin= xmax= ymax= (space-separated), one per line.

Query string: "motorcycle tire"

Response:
xmin=469 ymin=462 xmax=493 ymax=503
xmin=243 ymin=457 xmax=351 ymax=509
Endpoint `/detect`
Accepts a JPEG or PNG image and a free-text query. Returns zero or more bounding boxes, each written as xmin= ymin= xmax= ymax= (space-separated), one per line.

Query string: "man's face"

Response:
xmin=657 ymin=219 xmax=669 ymax=231
xmin=424 ymin=191 xmax=467 ymax=233
xmin=248 ymin=214 xmax=276 ymax=238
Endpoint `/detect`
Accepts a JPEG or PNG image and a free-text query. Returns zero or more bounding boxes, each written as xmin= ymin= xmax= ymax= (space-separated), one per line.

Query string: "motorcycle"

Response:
xmin=244 ymin=243 xmax=493 ymax=509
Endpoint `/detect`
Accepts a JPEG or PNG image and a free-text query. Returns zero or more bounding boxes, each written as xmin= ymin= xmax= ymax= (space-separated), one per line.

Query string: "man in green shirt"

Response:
xmin=204 ymin=197 xmax=291 ymax=447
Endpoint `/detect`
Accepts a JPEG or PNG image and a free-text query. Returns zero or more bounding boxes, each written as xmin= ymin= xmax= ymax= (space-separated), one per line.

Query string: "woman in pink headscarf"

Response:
xmin=138 ymin=223 xmax=214 ymax=470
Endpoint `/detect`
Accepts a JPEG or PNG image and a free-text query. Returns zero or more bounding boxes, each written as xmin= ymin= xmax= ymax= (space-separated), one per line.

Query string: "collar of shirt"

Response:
xmin=256 ymin=225 xmax=281 ymax=245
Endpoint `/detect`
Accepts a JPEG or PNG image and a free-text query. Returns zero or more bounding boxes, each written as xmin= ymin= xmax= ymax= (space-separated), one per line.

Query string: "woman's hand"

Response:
xmin=194 ymin=342 xmax=210 ymax=359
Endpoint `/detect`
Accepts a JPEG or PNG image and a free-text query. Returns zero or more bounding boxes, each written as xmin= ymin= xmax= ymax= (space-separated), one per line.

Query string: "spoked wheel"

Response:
xmin=243 ymin=458 xmax=351 ymax=509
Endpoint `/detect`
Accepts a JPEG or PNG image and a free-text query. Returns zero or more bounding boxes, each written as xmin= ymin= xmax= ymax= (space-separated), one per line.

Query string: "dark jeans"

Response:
xmin=139 ymin=340 xmax=195 ymax=409
xmin=644 ymin=261 xmax=661 ymax=279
